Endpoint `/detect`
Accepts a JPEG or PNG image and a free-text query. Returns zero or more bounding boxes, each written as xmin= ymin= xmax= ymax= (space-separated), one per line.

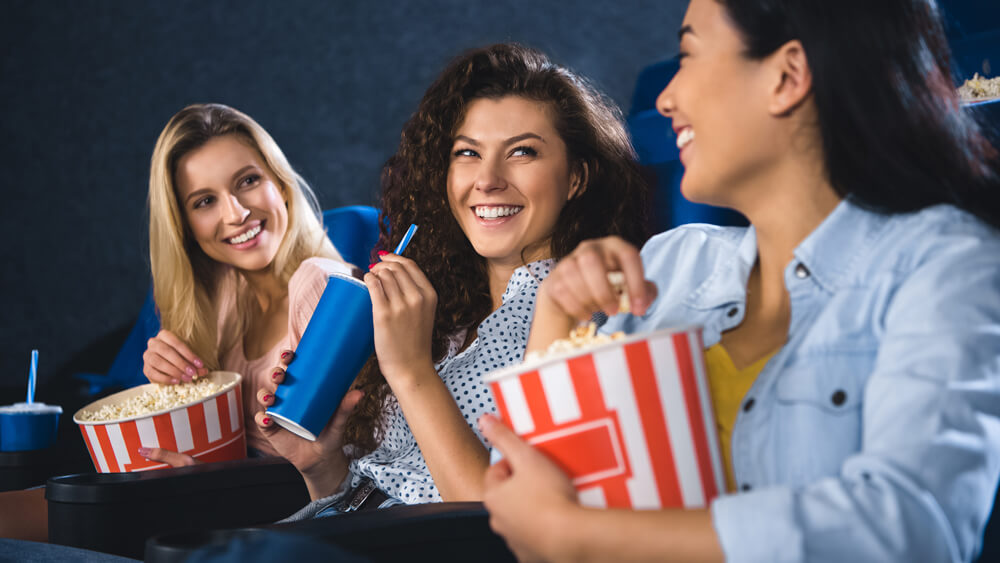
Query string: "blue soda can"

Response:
xmin=265 ymin=273 xmax=374 ymax=441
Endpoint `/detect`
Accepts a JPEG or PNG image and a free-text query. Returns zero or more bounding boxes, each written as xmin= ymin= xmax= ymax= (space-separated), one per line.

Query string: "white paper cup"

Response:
xmin=484 ymin=326 xmax=724 ymax=509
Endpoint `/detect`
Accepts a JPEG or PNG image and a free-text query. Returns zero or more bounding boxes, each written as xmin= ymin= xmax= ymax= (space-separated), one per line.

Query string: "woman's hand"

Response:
xmin=364 ymin=253 xmax=437 ymax=386
xmin=480 ymin=414 xmax=582 ymax=562
xmin=142 ymin=329 xmax=209 ymax=384
xmin=138 ymin=447 xmax=198 ymax=467
xmin=528 ymin=237 xmax=658 ymax=354
xmin=255 ymin=351 xmax=361 ymax=500
xmin=540 ymin=236 xmax=656 ymax=320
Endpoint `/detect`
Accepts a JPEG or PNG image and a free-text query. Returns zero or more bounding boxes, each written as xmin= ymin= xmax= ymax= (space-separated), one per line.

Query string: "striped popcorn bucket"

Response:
xmin=485 ymin=327 xmax=724 ymax=509
xmin=73 ymin=372 xmax=246 ymax=473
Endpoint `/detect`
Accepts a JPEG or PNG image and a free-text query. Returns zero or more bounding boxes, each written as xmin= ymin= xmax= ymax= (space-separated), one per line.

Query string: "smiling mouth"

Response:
xmin=676 ymin=128 xmax=695 ymax=150
xmin=474 ymin=205 xmax=523 ymax=219
xmin=227 ymin=224 xmax=262 ymax=244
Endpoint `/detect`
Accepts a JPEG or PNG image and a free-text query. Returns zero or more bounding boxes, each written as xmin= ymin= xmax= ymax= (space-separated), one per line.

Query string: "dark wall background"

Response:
xmin=0 ymin=1 xmax=686 ymax=391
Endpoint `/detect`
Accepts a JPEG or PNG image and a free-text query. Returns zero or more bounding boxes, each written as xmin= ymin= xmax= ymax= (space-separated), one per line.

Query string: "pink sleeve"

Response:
xmin=286 ymin=257 xmax=354 ymax=349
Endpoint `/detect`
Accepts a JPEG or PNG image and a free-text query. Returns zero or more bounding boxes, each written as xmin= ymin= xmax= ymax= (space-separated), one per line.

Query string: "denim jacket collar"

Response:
xmin=792 ymin=199 xmax=892 ymax=293
xmin=684 ymin=225 xmax=758 ymax=311
xmin=684 ymin=199 xmax=891 ymax=311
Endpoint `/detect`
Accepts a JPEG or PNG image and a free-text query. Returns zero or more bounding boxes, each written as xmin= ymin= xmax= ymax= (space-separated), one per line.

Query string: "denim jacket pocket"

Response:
xmin=774 ymin=364 xmax=864 ymax=414
xmin=769 ymin=353 xmax=872 ymax=483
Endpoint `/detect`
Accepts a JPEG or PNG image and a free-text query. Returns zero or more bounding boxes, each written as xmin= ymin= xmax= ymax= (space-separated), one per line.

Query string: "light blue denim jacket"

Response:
xmin=603 ymin=200 xmax=1000 ymax=562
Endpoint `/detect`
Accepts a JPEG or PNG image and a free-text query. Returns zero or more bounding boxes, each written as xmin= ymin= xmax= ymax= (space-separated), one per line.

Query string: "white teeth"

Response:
xmin=475 ymin=206 xmax=523 ymax=219
xmin=229 ymin=225 xmax=261 ymax=244
xmin=676 ymin=128 xmax=695 ymax=150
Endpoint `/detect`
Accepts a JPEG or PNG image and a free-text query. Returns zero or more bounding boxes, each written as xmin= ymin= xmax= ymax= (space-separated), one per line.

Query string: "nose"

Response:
xmin=656 ymin=76 xmax=677 ymax=118
xmin=473 ymin=158 xmax=508 ymax=193
xmin=221 ymin=193 xmax=250 ymax=225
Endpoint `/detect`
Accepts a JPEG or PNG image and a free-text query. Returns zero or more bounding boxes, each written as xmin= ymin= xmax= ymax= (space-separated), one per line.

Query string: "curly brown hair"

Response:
xmin=343 ymin=43 xmax=650 ymax=454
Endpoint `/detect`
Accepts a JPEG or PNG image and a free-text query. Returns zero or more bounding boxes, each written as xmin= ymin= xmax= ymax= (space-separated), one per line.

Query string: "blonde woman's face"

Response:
xmin=174 ymin=135 xmax=289 ymax=273
xmin=447 ymin=96 xmax=581 ymax=269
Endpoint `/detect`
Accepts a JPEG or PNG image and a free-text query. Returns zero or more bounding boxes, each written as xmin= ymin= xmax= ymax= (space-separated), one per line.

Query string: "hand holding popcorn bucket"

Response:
xmin=484 ymin=326 xmax=725 ymax=509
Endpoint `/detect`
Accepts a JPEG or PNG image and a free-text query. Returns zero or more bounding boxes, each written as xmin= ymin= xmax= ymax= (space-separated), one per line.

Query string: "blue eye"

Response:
xmin=511 ymin=146 xmax=537 ymax=157
xmin=453 ymin=148 xmax=478 ymax=158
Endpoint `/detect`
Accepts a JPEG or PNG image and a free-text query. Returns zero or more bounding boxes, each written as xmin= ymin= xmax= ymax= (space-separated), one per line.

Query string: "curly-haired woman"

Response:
xmin=254 ymin=43 xmax=650 ymax=516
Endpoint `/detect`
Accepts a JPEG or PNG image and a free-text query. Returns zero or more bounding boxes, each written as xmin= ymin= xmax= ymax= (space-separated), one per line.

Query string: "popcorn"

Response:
xmin=526 ymin=322 xmax=626 ymax=362
xmin=607 ymin=271 xmax=630 ymax=314
xmin=78 ymin=378 xmax=225 ymax=422
xmin=958 ymin=73 xmax=1000 ymax=102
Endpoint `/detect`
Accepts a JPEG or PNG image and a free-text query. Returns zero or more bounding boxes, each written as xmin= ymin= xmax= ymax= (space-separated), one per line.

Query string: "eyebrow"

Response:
xmin=182 ymin=164 xmax=258 ymax=205
xmin=678 ymin=24 xmax=695 ymax=41
xmin=454 ymin=132 xmax=546 ymax=146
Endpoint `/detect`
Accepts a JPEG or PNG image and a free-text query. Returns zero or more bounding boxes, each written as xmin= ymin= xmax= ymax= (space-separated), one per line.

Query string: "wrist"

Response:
xmin=382 ymin=359 xmax=437 ymax=392
xmin=302 ymin=461 xmax=349 ymax=501
xmin=542 ymin=499 xmax=588 ymax=562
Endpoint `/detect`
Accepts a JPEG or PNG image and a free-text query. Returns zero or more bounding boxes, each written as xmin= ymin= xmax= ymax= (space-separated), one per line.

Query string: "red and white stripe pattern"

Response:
xmin=489 ymin=328 xmax=724 ymax=509
xmin=78 ymin=385 xmax=246 ymax=473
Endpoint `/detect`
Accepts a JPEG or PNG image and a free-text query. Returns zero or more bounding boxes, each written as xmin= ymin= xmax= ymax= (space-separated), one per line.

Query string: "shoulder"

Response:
xmin=640 ymin=223 xmax=748 ymax=283
xmin=865 ymin=204 xmax=1000 ymax=279
xmin=288 ymin=257 xmax=354 ymax=319
xmin=289 ymin=257 xmax=353 ymax=297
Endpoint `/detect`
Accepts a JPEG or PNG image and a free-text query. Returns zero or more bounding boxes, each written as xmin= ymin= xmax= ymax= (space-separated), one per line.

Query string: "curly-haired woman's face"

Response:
xmin=447 ymin=96 xmax=582 ymax=269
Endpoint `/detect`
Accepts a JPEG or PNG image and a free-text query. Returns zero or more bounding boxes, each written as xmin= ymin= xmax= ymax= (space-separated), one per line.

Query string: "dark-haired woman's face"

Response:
xmin=447 ymin=96 xmax=582 ymax=269
xmin=657 ymin=0 xmax=778 ymax=208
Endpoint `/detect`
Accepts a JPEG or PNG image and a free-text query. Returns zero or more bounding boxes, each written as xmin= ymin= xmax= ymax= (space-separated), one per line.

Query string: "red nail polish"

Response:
xmin=263 ymin=394 xmax=272 ymax=402
xmin=262 ymin=417 xmax=271 ymax=425
xmin=377 ymin=250 xmax=389 ymax=256
xmin=280 ymin=351 xmax=293 ymax=360
xmin=272 ymin=369 xmax=282 ymax=379
xmin=369 ymin=263 xmax=378 ymax=269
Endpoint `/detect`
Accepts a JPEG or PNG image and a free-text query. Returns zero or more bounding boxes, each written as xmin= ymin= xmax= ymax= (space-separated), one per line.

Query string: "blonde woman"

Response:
xmin=141 ymin=103 xmax=352 ymax=465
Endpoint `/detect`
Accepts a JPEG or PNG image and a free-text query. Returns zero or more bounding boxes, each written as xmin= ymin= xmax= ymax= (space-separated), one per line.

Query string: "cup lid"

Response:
xmin=0 ymin=402 xmax=63 ymax=415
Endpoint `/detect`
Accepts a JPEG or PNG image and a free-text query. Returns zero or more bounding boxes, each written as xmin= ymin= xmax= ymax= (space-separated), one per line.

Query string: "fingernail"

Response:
xmin=171 ymin=378 xmax=179 ymax=384
xmin=138 ymin=447 xmax=151 ymax=457
xmin=272 ymin=369 xmax=282 ymax=380
xmin=182 ymin=374 xmax=192 ymax=382
xmin=262 ymin=417 xmax=271 ymax=425
xmin=193 ymin=358 xmax=204 ymax=368
xmin=280 ymin=351 xmax=293 ymax=361
xmin=262 ymin=394 xmax=272 ymax=402
xmin=369 ymin=263 xmax=378 ymax=269
xmin=185 ymin=366 xmax=195 ymax=376
xmin=377 ymin=250 xmax=389 ymax=256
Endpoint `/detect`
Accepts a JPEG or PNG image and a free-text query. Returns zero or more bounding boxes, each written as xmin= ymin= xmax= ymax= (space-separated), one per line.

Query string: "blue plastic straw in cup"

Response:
xmin=393 ymin=224 xmax=418 ymax=255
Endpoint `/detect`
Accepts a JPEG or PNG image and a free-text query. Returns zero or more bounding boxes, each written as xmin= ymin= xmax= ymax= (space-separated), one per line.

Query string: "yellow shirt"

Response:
xmin=704 ymin=344 xmax=775 ymax=492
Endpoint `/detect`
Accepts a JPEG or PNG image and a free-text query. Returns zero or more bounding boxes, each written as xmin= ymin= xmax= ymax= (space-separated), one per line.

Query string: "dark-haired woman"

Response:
xmin=480 ymin=0 xmax=1000 ymax=561
xmin=254 ymin=43 xmax=649 ymax=516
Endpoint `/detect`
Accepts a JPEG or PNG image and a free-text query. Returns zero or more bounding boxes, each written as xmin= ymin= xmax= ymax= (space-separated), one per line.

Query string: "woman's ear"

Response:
xmin=768 ymin=39 xmax=813 ymax=116
xmin=568 ymin=161 xmax=589 ymax=200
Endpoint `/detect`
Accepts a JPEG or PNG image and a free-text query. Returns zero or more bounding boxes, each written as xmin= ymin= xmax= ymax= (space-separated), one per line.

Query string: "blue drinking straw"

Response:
xmin=393 ymin=224 xmax=418 ymax=255
xmin=27 ymin=349 xmax=38 ymax=404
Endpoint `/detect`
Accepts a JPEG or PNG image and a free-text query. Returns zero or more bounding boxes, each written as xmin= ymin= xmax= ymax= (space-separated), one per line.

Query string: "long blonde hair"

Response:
xmin=148 ymin=103 xmax=340 ymax=368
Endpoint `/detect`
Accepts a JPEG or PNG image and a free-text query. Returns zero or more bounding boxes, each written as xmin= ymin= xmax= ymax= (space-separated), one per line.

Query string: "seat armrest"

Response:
xmin=147 ymin=502 xmax=516 ymax=563
xmin=47 ymin=456 xmax=309 ymax=559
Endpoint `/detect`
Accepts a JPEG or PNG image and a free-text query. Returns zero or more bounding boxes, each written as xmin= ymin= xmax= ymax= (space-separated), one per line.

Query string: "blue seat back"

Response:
xmin=322 ymin=205 xmax=381 ymax=271
xmin=627 ymin=59 xmax=747 ymax=231
xmin=77 ymin=205 xmax=381 ymax=395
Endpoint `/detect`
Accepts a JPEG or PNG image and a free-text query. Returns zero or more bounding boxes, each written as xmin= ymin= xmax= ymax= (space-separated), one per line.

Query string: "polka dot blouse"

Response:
xmin=345 ymin=259 xmax=553 ymax=504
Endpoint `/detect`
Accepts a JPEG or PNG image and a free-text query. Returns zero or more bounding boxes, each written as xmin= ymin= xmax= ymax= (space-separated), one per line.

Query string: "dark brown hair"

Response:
xmin=343 ymin=43 xmax=650 ymax=453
